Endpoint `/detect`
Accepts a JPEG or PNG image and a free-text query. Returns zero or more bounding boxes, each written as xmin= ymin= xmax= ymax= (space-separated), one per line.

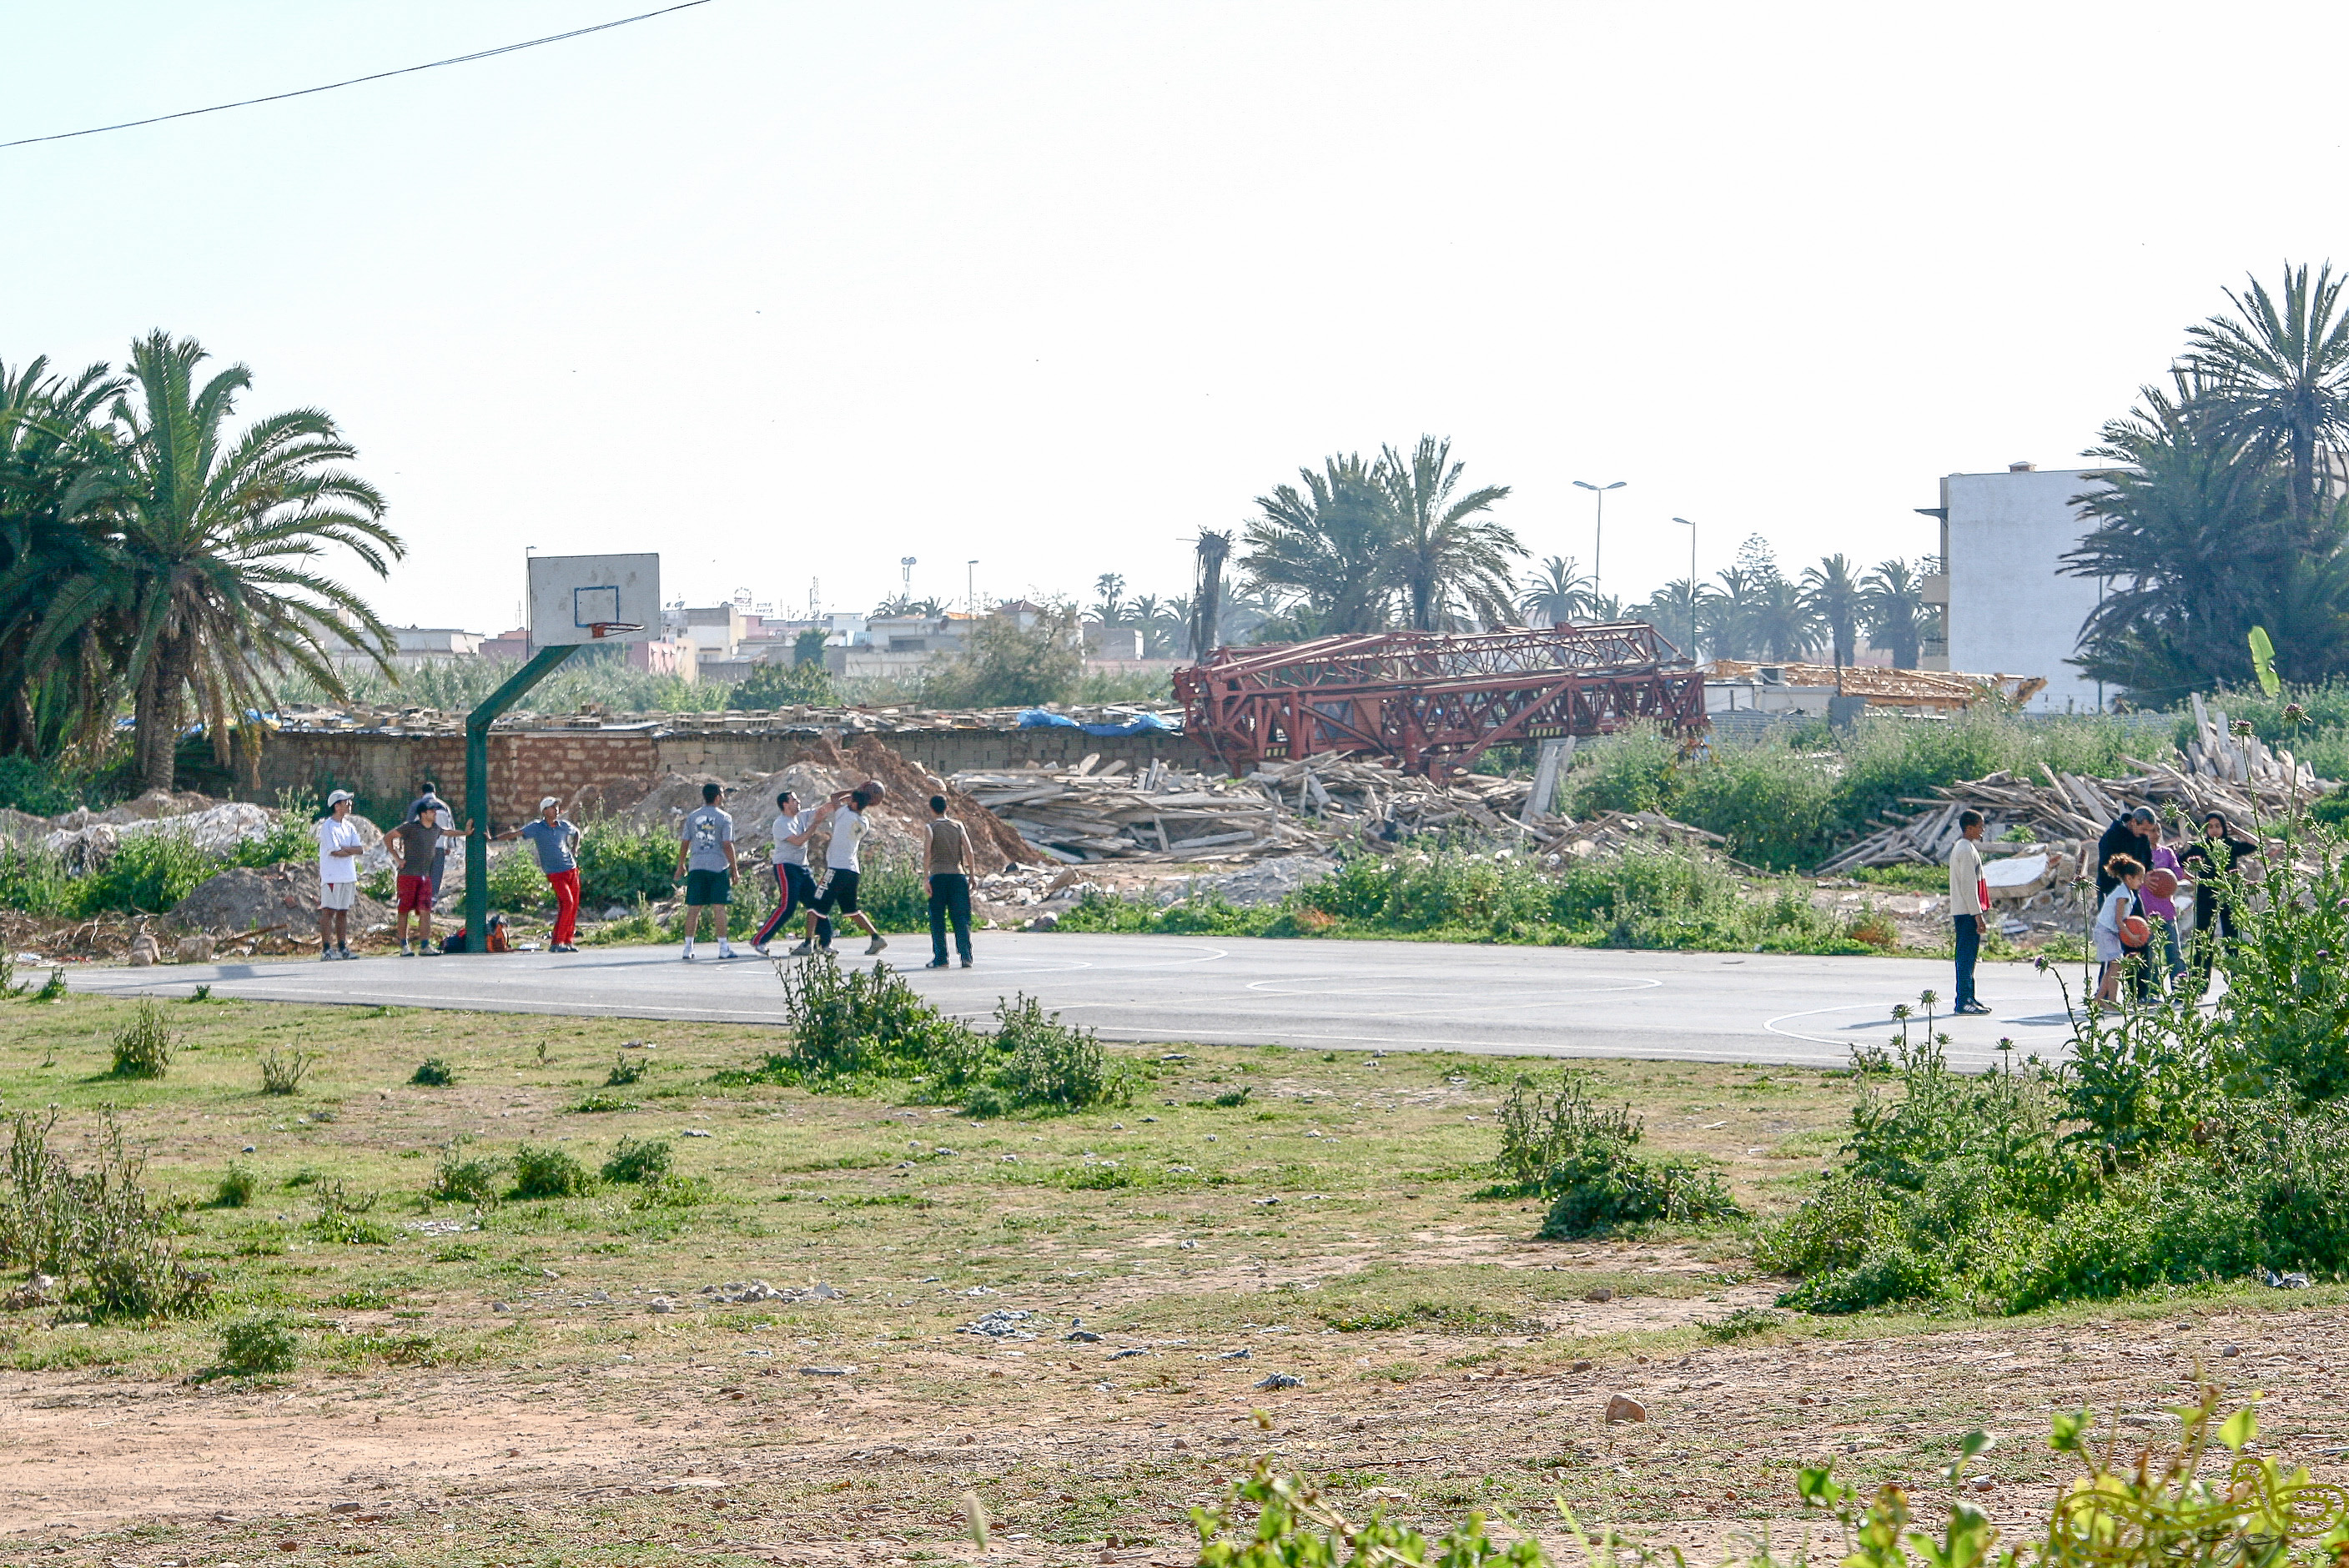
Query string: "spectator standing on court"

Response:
xmin=2180 ymin=811 xmax=2260 ymax=989
xmin=674 ymin=781 xmax=739 ymax=961
xmin=2138 ymin=823 xmax=2189 ymax=988
xmin=2095 ymin=807 xmax=2159 ymax=901
xmin=407 ymin=784 xmax=455 ymax=903
xmin=391 ymin=801 xmax=468 ymax=956
xmin=923 ymin=793 xmax=975 ymax=969
xmin=315 ymin=790 xmax=366 ymax=961
xmin=1948 ymin=808 xmax=1989 ymax=1014
xmin=754 ymin=789 xmax=827 ymax=956
xmin=495 ymin=797 xmax=584 ymax=952
xmin=803 ymin=787 xmax=888 ymax=957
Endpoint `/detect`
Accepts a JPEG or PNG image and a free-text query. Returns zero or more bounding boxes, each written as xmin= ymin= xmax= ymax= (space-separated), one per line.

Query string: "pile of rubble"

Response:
xmin=1817 ymin=709 xmax=2330 ymax=877
xmin=273 ymin=701 xmax=1184 ymax=736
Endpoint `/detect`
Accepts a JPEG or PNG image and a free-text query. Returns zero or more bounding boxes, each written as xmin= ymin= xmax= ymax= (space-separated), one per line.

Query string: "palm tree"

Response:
xmin=1582 ymin=591 xmax=1623 ymax=623
xmin=1517 ymin=555 xmax=1595 ymax=626
xmin=2181 ymin=262 xmax=2349 ymax=525
xmin=1375 ymin=435 xmax=1521 ymax=631
xmin=0 ymin=356 xmax=128 ymax=759
xmin=1862 ymin=559 xmax=1933 ymax=671
xmin=1129 ymin=592 xmax=1171 ymax=656
xmin=1240 ymin=453 xmax=1396 ymax=634
xmin=1633 ymin=577 xmax=1714 ymax=661
xmin=1749 ymin=575 xmax=1822 ymax=662
xmin=1704 ymin=566 xmax=1766 ymax=660
xmin=1799 ymin=554 xmax=1867 ymax=666
xmin=1088 ymin=573 xmax=1129 ymax=628
xmin=111 ymin=332 xmax=401 ymax=791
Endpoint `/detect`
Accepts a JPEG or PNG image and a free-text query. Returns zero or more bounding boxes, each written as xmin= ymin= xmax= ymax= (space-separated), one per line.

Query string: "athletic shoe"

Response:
xmin=338 ymin=946 xmax=353 ymax=961
xmin=399 ymin=943 xmax=415 ymax=957
xmin=787 ymin=941 xmax=812 ymax=957
xmin=752 ymin=944 xmax=769 ymax=957
xmin=924 ymin=958 xmax=950 ymax=969
xmin=319 ymin=949 xmax=336 ymax=962
xmin=682 ymin=949 xmax=696 ymax=962
xmin=961 ymin=957 xmax=973 ymax=968
xmin=551 ymin=943 xmax=577 ymax=953
xmin=865 ymin=936 xmax=889 ymax=956
xmin=718 ymin=945 xmax=737 ymax=960
xmin=1957 ymin=1001 xmax=1992 ymax=1015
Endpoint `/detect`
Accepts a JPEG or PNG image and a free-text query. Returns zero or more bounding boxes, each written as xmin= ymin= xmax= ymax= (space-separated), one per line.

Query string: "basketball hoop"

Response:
xmin=587 ymin=621 xmax=645 ymax=640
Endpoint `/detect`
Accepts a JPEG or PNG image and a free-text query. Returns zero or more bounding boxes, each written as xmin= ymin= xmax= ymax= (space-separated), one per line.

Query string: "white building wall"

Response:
xmin=1940 ymin=467 xmax=2107 ymax=714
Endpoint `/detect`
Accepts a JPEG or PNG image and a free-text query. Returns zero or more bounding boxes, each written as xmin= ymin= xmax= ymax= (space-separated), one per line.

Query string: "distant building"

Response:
xmin=677 ymin=604 xmax=747 ymax=661
xmin=1084 ymin=626 xmax=1144 ymax=660
xmin=1925 ymin=463 xmax=2107 ymax=713
xmin=329 ymin=625 xmax=490 ymax=671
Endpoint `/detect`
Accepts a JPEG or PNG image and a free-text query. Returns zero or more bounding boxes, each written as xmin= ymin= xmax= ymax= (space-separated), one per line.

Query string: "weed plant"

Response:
xmin=410 ymin=1056 xmax=457 ymax=1086
xmin=605 ymin=1052 xmax=648 ymax=1087
xmin=108 ymin=998 xmax=174 ymax=1078
xmin=215 ymin=1315 xmax=299 ymax=1376
xmin=0 ymin=1108 xmax=210 ymax=1319
xmin=511 ymin=1144 xmax=591 ymax=1199
xmin=600 ymin=1137 xmax=672 ymax=1184
xmin=1489 ymin=1071 xmax=1738 ymax=1239
xmin=427 ymin=1147 xmax=503 ymax=1204
xmin=257 ymin=1048 xmax=309 ymax=1095
xmin=963 ymin=995 xmax=1129 ymax=1117
xmin=213 ymin=1163 xmax=257 ymax=1208
xmin=575 ymin=820 xmax=682 ymax=909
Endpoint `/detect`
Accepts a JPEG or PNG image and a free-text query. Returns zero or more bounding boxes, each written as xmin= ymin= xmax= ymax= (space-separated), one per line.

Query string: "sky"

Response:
xmin=8 ymin=1 xmax=2348 ymax=634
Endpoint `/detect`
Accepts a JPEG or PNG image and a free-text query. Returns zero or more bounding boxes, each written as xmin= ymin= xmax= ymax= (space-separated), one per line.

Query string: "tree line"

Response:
xmin=1 ymin=334 xmax=400 ymax=792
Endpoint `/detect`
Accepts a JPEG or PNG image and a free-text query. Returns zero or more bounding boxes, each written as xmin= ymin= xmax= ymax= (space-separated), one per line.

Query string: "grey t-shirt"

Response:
xmin=682 ymin=806 xmax=734 ymax=873
xmin=519 ymin=818 xmax=580 ymax=874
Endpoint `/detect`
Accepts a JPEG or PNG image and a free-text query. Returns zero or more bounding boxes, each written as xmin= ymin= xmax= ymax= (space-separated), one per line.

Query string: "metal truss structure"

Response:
xmin=1174 ymin=621 xmax=1706 ymax=776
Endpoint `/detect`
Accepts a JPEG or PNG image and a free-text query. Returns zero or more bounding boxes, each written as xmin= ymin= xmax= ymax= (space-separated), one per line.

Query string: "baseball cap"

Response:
xmin=540 ymin=796 xmax=561 ymax=810
xmin=326 ymin=789 xmax=354 ymax=806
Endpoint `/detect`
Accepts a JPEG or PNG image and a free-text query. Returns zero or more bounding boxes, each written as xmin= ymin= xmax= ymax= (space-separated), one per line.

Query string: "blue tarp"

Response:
xmin=1016 ymin=709 xmax=1177 ymax=737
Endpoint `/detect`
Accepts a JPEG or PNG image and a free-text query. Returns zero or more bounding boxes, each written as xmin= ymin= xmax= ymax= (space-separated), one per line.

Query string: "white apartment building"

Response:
xmin=1923 ymin=464 xmax=2108 ymax=713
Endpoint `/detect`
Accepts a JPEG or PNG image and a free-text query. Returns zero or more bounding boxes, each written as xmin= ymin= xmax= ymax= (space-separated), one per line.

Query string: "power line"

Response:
xmin=2 ymin=0 xmax=715 ymax=151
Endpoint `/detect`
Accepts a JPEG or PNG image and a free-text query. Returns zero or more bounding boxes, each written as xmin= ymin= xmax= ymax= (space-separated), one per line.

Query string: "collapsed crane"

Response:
xmin=1174 ymin=621 xmax=1705 ymax=777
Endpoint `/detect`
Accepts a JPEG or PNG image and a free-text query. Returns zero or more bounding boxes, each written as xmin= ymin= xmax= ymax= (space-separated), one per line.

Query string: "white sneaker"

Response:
xmin=718 ymin=944 xmax=737 ymax=959
xmin=865 ymin=935 xmax=889 ymax=956
xmin=787 ymin=941 xmax=812 ymax=957
xmin=319 ymin=948 xmax=336 ymax=962
xmin=681 ymin=948 xmax=696 ymax=962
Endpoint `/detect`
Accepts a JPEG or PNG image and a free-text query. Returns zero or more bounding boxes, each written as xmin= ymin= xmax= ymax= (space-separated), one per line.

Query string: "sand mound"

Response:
xmin=171 ymin=864 xmax=390 ymax=939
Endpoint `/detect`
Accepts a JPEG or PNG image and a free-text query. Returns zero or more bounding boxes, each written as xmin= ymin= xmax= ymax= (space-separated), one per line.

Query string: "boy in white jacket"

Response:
xmin=1948 ymin=809 xmax=1989 ymax=1014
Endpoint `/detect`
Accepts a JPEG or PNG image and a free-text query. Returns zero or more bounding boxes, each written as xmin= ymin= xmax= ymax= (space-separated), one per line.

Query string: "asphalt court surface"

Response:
xmin=68 ymin=933 xmax=2086 ymax=1068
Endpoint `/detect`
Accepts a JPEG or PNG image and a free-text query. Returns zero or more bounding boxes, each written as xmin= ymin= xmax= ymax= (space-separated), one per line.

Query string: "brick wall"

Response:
xmin=256 ymin=726 xmax=1211 ymax=823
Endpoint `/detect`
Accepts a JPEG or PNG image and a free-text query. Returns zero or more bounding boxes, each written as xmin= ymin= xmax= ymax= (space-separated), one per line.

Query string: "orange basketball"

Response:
xmin=2120 ymin=914 xmax=2151 ymax=947
xmin=2144 ymin=867 xmax=2177 ymax=898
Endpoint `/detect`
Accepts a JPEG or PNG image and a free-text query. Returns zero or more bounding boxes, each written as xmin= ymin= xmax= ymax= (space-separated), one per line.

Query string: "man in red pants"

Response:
xmin=495 ymin=797 xmax=584 ymax=952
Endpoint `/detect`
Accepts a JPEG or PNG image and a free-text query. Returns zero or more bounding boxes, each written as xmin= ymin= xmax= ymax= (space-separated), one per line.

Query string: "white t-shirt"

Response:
xmin=316 ymin=816 xmax=365 ymax=886
xmin=825 ymin=806 xmax=867 ymax=872
xmin=772 ymin=809 xmax=812 ymax=867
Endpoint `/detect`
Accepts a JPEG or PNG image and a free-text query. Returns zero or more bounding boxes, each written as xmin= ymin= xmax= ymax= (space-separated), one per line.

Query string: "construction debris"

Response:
xmin=1703 ymin=661 xmax=2047 ymax=712
xmin=272 ymin=701 xmax=1183 ymax=736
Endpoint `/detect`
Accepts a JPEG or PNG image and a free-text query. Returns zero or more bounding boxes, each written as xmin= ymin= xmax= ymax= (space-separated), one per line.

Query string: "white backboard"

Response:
xmin=526 ymin=553 xmax=660 ymax=646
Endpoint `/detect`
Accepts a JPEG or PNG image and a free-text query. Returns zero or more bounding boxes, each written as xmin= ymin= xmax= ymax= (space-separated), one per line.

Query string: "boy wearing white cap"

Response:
xmin=494 ymin=797 xmax=584 ymax=952
xmin=316 ymin=791 xmax=366 ymax=960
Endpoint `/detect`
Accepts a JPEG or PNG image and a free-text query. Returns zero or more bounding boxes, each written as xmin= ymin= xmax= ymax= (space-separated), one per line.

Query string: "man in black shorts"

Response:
xmin=803 ymin=786 xmax=888 ymax=957
xmin=672 ymin=781 xmax=738 ymax=961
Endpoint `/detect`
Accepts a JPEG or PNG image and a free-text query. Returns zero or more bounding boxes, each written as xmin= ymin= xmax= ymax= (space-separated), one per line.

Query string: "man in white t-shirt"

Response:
xmin=315 ymin=790 xmax=367 ymax=961
xmin=753 ymin=789 xmax=827 ymax=956
xmin=802 ymin=787 xmax=888 ymax=957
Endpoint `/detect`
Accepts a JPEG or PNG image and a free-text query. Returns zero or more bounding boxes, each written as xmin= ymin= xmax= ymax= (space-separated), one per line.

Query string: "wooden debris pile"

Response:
xmin=1817 ymin=747 xmax=2331 ymax=874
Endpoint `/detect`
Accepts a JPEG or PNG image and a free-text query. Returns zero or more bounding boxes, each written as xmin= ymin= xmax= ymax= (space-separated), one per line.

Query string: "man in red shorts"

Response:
xmin=391 ymin=801 xmax=465 ymax=956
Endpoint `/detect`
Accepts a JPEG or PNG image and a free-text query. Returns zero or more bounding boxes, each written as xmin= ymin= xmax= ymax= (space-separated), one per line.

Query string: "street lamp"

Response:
xmin=967 ymin=560 xmax=978 ymax=617
xmin=1572 ymin=480 xmax=1626 ymax=594
xmin=1672 ymin=517 xmax=1698 ymax=659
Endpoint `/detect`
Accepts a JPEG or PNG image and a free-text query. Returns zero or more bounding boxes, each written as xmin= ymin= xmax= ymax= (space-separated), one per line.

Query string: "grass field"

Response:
xmin=3 ymin=993 xmax=2346 ymax=1567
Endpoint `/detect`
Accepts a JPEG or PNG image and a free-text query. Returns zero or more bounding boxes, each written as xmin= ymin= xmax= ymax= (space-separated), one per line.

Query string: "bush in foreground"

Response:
xmin=511 ymin=1145 xmax=591 ymax=1199
xmin=0 ymin=1109 xmax=209 ymax=1320
xmin=109 ymin=998 xmax=174 ymax=1078
xmin=1492 ymin=1070 xmax=1738 ymax=1239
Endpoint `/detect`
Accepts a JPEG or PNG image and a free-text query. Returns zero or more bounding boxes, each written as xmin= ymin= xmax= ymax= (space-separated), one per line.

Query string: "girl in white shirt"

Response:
xmin=2093 ymin=853 xmax=2147 ymax=1003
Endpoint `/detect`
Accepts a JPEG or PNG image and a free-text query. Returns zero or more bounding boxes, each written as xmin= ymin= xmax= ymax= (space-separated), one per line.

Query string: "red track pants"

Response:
xmin=546 ymin=869 xmax=581 ymax=947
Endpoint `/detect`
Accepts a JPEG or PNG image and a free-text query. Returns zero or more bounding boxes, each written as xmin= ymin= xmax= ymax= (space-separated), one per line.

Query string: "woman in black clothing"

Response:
xmin=2178 ymin=812 xmax=2259 ymax=991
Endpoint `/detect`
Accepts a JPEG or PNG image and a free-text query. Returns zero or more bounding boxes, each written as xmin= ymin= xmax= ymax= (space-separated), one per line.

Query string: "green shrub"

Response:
xmin=605 ymin=1052 xmax=648 ymax=1087
xmin=511 ymin=1144 xmax=591 ymax=1199
xmin=0 ymin=753 xmax=81 ymax=815
xmin=567 ymin=1092 xmax=636 ymax=1113
xmin=485 ymin=848 xmax=549 ymax=912
xmin=1670 ymin=735 xmax=1838 ymax=870
xmin=963 ymin=994 xmax=1128 ymax=1117
xmin=0 ymin=842 xmax=73 ymax=917
xmin=410 ymin=1056 xmax=457 ymax=1087
xmin=258 ymin=1048 xmax=309 ymax=1096
xmin=214 ymin=1163 xmax=258 ymax=1208
xmin=109 ymin=998 xmax=174 ymax=1078
xmin=217 ymin=1315 xmax=300 ymax=1376
xmin=31 ymin=966 xmax=65 ymax=1003
xmin=0 ymin=1108 xmax=210 ymax=1319
xmin=631 ymin=1172 xmax=714 ymax=1209
xmin=727 ymin=659 xmax=837 ymax=709
xmin=1565 ymin=724 xmax=1679 ymax=817
xmin=76 ymin=828 xmax=219 ymax=914
xmin=309 ymin=1181 xmax=394 ymax=1245
xmin=1493 ymin=1072 xmax=1738 ymax=1239
xmin=576 ymin=820 xmax=683 ymax=910
xmin=427 ymin=1148 xmax=503 ymax=1204
xmin=772 ymin=957 xmax=978 ymax=1083
xmin=600 ymin=1137 xmax=672 ymax=1184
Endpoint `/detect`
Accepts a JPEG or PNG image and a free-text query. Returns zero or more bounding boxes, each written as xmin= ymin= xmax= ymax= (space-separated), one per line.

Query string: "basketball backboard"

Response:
xmin=526 ymin=553 xmax=660 ymax=646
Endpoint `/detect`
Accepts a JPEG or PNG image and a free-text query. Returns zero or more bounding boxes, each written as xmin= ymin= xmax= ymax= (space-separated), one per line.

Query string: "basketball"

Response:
xmin=2144 ymin=867 xmax=2177 ymax=898
xmin=2120 ymin=914 xmax=2151 ymax=947
xmin=858 ymin=778 xmax=888 ymax=801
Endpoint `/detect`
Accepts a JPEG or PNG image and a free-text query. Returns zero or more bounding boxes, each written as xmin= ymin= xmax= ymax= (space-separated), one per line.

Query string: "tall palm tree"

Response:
xmin=1798 ymin=554 xmax=1867 ymax=666
xmin=1749 ymin=575 xmax=1822 ymax=662
xmin=0 ymin=356 xmax=129 ymax=758
xmin=1862 ymin=559 xmax=1932 ymax=671
xmin=1240 ymin=452 xmax=1396 ymax=634
xmin=111 ymin=332 xmax=402 ymax=791
xmin=1089 ymin=573 xmax=1129 ymax=628
xmin=1704 ymin=566 xmax=1766 ymax=660
xmin=1517 ymin=555 xmax=1595 ymax=626
xmin=1634 ymin=577 xmax=1715 ymax=661
xmin=1376 ymin=435 xmax=1520 ymax=631
xmin=2181 ymin=262 xmax=2349 ymax=525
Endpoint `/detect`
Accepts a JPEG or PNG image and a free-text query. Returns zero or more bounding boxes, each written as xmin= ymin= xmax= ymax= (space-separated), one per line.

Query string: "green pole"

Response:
xmin=464 ymin=644 xmax=581 ymax=949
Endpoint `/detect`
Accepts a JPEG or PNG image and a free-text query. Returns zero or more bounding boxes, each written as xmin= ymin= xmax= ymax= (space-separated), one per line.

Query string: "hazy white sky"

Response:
xmin=8 ymin=2 xmax=2346 ymax=632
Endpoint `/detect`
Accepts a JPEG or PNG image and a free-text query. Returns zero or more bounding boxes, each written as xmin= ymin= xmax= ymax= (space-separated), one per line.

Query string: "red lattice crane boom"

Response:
xmin=1174 ymin=621 xmax=1706 ymax=776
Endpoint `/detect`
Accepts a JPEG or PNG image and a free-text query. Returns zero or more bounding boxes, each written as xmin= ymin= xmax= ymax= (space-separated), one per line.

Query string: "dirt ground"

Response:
xmin=1 ymin=996 xmax=2343 ymax=1567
